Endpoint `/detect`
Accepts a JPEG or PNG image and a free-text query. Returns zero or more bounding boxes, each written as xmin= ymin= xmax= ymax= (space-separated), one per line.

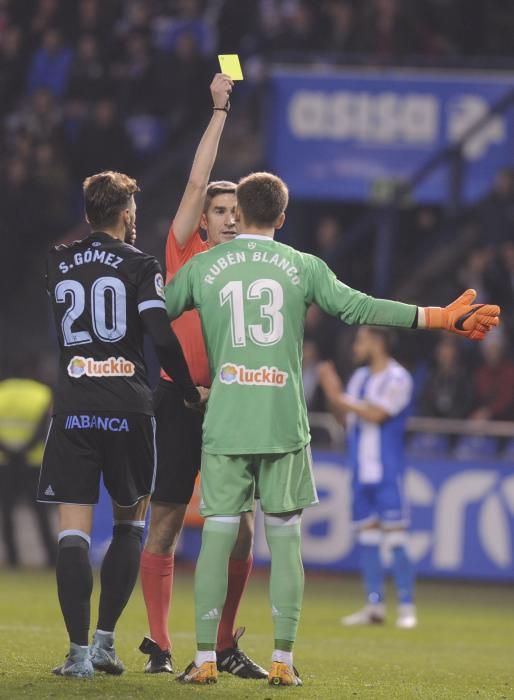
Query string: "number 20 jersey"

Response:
xmin=46 ymin=231 xmax=166 ymax=415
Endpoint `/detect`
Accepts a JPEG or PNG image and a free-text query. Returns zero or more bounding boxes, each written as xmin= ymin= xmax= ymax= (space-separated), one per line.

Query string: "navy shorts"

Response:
xmin=151 ymin=380 xmax=203 ymax=505
xmin=38 ymin=412 xmax=156 ymax=507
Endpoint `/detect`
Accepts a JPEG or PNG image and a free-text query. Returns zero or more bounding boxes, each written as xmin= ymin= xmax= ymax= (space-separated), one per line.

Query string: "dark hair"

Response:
xmin=236 ymin=172 xmax=289 ymax=228
xmin=204 ymin=180 xmax=236 ymax=212
xmin=367 ymin=327 xmax=396 ymax=354
xmin=83 ymin=171 xmax=139 ymax=230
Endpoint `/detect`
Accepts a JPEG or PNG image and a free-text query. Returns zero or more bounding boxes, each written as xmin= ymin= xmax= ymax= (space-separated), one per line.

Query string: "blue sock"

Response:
xmin=358 ymin=530 xmax=384 ymax=605
xmin=387 ymin=532 xmax=414 ymax=604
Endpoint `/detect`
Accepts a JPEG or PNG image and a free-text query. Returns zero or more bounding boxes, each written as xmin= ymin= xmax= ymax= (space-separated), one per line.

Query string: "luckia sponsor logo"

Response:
xmin=67 ymin=356 xmax=135 ymax=378
xmin=219 ymin=363 xmax=288 ymax=387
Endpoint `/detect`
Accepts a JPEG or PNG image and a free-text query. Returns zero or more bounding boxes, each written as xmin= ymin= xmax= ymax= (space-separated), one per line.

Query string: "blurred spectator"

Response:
xmin=28 ymin=0 xmax=61 ymax=47
xmin=73 ymin=98 xmax=135 ymax=181
xmin=0 ymin=375 xmax=55 ymax=567
xmin=470 ymin=329 xmax=514 ymax=421
xmin=407 ymin=207 xmax=439 ymax=259
xmin=305 ymin=304 xmax=344 ymax=364
xmin=73 ymin=0 xmax=114 ymax=47
xmin=4 ymin=126 xmax=32 ymax=163
xmin=359 ymin=0 xmax=417 ymax=60
xmin=164 ymin=32 xmax=211 ymax=132
xmin=0 ymin=24 xmax=28 ymax=113
xmin=0 ymin=156 xmax=51 ymax=334
xmin=484 ymin=241 xmax=514 ymax=336
xmin=115 ymin=0 xmax=155 ymax=39
xmin=33 ymin=141 xmax=73 ymax=230
xmin=26 ymin=27 xmax=73 ymax=97
xmin=66 ymin=34 xmax=111 ymax=107
xmin=313 ymin=215 xmax=367 ymax=288
xmin=269 ymin=2 xmax=321 ymax=53
xmin=113 ymin=31 xmax=161 ymax=115
xmin=0 ymin=157 xmax=48 ymax=240
xmin=7 ymin=87 xmax=64 ymax=145
xmin=302 ymin=340 xmax=325 ymax=411
xmin=315 ymin=216 xmax=346 ymax=279
xmin=478 ymin=168 xmax=514 ymax=248
xmin=155 ymin=0 xmax=214 ymax=55
xmin=417 ymin=336 xmax=474 ymax=418
xmin=0 ymin=0 xmax=10 ymax=32
xmin=457 ymin=248 xmax=493 ymax=303
xmin=321 ymin=0 xmax=356 ymax=52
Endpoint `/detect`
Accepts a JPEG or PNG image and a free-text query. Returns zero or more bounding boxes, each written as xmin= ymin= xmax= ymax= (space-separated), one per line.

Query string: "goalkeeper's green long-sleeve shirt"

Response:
xmin=165 ymin=234 xmax=416 ymax=455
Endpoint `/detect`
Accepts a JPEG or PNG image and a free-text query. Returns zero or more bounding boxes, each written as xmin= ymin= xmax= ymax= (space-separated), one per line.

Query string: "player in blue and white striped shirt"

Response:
xmin=319 ymin=327 xmax=417 ymax=629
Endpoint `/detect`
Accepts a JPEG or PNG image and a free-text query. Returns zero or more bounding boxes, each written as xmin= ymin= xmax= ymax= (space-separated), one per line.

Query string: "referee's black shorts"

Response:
xmin=151 ymin=379 xmax=203 ymax=505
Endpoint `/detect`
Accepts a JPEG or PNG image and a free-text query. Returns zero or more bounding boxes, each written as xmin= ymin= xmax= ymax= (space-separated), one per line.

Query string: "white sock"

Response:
xmin=272 ymin=649 xmax=293 ymax=666
xmin=195 ymin=650 xmax=216 ymax=666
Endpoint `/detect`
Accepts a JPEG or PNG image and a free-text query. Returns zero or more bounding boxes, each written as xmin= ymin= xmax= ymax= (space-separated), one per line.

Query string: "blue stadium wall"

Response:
xmin=91 ymin=451 xmax=514 ymax=582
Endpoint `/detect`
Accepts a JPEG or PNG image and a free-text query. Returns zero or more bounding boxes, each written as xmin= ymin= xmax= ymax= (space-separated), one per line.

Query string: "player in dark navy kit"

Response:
xmin=38 ymin=171 xmax=207 ymax=679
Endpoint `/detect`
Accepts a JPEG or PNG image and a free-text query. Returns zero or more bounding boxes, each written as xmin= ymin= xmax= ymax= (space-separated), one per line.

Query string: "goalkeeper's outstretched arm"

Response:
xmin=309 ymin=256 xmax=500 ymax=341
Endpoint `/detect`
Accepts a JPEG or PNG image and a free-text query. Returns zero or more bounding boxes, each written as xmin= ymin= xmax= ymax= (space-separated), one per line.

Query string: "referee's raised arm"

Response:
xmin=172 ymin=73 xmax=233 ymax=247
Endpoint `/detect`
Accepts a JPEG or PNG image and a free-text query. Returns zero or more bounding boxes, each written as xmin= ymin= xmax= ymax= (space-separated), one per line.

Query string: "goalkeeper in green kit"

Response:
xmin=165 ymin=172 xmax=500 ymax=687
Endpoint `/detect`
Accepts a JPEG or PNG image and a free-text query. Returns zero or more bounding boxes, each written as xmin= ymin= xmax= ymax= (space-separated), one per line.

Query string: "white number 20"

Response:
xmin=55 ymin=276 xmax=127 ymax=346
xmin=219 ymin=279 xmax=284 ymax=348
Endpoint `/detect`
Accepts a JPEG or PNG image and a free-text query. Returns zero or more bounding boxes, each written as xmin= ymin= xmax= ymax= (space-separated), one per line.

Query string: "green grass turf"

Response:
xmin=0 ymin=569 xmax=513 ymax=699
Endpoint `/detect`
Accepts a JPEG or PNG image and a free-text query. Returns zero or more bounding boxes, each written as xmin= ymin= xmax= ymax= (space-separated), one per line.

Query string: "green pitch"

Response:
xmin=0 ymin=569 xmax=512 ymax=699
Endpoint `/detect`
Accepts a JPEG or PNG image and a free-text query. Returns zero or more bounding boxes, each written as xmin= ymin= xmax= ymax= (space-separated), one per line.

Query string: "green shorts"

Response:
xmin=200 ymin=446 xmax=319 ymax=516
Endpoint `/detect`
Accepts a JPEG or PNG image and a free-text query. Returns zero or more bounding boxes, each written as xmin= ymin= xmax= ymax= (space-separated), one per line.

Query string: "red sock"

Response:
xmin=216 ymin=556 xmax=253 ymax=651
xmin=140 ymin=550 xmax=174 ymax=652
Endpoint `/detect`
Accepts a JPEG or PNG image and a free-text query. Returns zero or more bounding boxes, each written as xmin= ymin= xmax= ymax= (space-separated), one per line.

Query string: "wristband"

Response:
xmin=213 ymin=99 xmax=230 ymax=114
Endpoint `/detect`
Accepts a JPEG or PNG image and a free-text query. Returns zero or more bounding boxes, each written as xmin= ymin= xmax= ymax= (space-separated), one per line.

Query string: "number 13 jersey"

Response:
xmin=46 ymin=231 xmax=166 ymax=414
xmin=165 ymin=234 xmax=417 ymax=455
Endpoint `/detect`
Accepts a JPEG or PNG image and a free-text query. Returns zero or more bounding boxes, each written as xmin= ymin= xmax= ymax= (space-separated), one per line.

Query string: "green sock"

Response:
xmin=195 ymin=518 xmax=240 ymax=649
xmin=265 ymin=519 xmax=304 ymax=648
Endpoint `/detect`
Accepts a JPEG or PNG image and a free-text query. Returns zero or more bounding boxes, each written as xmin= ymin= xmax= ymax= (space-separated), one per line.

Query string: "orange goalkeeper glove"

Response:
xmin=422 ymin=289 xmax=500 ymax=340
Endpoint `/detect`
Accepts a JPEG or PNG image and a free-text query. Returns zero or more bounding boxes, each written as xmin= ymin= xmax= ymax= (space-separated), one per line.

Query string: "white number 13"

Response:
xmin=219 ymin=279 xmax=284 ymax=348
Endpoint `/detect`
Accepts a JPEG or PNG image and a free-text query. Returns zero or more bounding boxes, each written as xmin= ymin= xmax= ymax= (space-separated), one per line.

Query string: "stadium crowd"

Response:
xmin=301 ymin=170 xmax=514 ymax=423
xmin=0 ymin=0 xmax=513 ymax=425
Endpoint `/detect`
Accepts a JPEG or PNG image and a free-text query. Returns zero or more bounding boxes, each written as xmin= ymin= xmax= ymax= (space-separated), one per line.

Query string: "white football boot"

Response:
xmin=396 ymin=603 xmax=418 ymax=629
xmin=341 ymin=603 xmax=386 ymax=626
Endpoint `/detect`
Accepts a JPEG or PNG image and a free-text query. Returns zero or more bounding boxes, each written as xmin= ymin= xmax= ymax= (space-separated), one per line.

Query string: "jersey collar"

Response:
xmin=90 ymin=231 xmax=116 ymax=242
xmin=235 ymin=234 xmax=274 ymax=240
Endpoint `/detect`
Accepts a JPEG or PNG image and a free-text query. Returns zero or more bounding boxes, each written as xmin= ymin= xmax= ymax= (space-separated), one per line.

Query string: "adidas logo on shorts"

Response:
xmin=45 ymin=485 xmax=55 ymax=497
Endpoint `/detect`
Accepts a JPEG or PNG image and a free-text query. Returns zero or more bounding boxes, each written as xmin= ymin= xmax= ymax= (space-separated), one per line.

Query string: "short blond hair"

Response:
xmin=236 ymin=172 xmax=289 ymax=228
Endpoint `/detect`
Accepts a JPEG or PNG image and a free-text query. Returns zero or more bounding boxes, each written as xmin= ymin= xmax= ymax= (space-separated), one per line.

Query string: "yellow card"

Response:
xmin=218 ymin=54 xmax=244 ymax=80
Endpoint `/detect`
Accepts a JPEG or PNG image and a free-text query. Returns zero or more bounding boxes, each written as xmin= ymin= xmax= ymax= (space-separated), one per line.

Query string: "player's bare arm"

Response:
xmin=173 ymin=73 xmax=234 ymax=247
xmin=318 ymin=361 xmax=389 ymax=425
